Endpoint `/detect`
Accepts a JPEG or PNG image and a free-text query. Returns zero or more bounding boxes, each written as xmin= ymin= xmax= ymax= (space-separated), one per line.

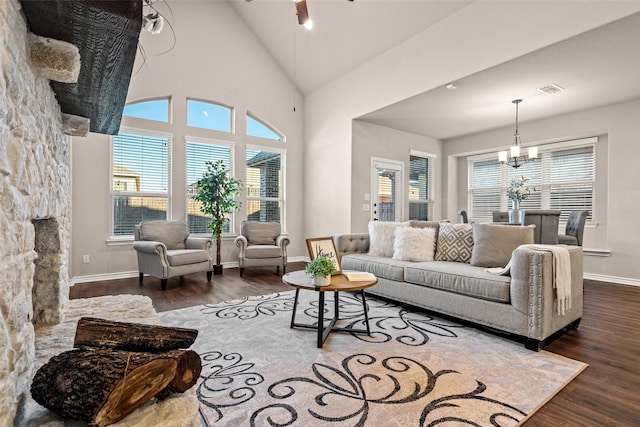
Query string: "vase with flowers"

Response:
xmin=507 ymin=175 xmax=532 ymax=224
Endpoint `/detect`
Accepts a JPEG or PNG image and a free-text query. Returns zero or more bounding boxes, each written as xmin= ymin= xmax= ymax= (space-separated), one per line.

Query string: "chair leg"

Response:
xmin=161 ymin=278 xmax=168 ymax=291
xmin=139 ymin=273 xmax=144 ymax=284
xmin=240 ymin=267 xmax=245 ymax=278
xmin=276 ymin=265 xmax=280 ymax=275
xmin=207 ymin=271 xmax=212 ymax=281
xmin=283 ymin=264 xmax=286 ymax=275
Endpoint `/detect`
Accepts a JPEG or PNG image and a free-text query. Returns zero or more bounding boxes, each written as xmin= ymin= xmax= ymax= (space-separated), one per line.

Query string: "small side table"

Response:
xmin=282 ymin=270 xmax=377 ymax=348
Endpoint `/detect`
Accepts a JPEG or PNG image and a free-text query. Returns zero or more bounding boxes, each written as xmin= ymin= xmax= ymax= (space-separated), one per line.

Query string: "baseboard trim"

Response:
xmin=583 ymin=273 xmax=640 ymax=287
xmin=70 ymin=256 xmax=311 ymax=285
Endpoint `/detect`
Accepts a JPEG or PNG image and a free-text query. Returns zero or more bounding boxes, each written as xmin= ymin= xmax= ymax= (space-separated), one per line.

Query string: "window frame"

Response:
xmin=186 ymin=98 xmax=234 ymax=134
xmin=122 ymin=97 xmax=172 ymax=123
xmin=246 ymin=111 xmax=285 ymax=142
xmin=185 ymin=136 xmax=237 ymax=236
xmin=109 ymin=127 xmax=173 ymax=239
xmin=467 ymin=137 xmax=597 ymax=224
xmin=408 ymin=149 xmax=436 ymax=221
xmin=245 ymin=144 xmax=287 ymax=230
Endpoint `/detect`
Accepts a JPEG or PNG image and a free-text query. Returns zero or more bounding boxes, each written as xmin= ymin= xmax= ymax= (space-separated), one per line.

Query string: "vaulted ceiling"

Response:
xmin=230 ymin=1 xmax=640 ymax=140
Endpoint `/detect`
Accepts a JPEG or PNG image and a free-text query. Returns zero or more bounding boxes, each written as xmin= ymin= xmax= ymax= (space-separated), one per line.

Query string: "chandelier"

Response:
xmin=498 ymin=99 xmax=538 ymax=168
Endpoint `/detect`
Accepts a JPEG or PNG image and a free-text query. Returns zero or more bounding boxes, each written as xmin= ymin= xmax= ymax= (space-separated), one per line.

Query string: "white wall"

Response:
xmin=351 ymin=121 xmax=442 ymax=232
xmin=444 ymin=100 xmax=640 ymax=283
xmin=303 ymin=1 xmax=639 ymax=239
xmin=71 ymin=1 xmax=304 ymax=281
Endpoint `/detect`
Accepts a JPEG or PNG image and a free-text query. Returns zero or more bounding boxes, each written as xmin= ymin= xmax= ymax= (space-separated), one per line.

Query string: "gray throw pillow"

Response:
xmin=470 ymin=223 xmax=535 ymax=268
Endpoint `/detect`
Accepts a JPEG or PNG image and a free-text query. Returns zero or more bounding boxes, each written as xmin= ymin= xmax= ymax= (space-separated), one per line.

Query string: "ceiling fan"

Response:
xmin=244 ymin=0 xmax=354 ymax=29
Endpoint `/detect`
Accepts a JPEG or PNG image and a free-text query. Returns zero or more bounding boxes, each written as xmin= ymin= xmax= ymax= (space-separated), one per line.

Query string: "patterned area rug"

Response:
xmin=159 ymin=290 xmax=586 ymax=427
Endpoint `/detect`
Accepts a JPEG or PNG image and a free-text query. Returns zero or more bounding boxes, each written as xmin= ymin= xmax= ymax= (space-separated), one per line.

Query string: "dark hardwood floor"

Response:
xmin=70 ymin=264 xmax=640 ymax=426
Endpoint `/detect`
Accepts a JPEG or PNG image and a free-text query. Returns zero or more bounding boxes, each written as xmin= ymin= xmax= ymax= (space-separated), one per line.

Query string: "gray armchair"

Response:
xmin=558 ymin=210 xmax=588 ymax=246
xmin=520 ymin=210 xmax=561 ymax=244
xmin=235 ymin=221 xmax=289 ymax=277
xmin=133 ymin=220 xmax=213 ymax=290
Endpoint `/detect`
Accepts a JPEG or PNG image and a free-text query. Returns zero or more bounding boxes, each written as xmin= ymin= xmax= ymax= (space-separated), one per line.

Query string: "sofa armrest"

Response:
xmin=333 ymin=233 xmax=370 ymax=260
xmin=276 ymin=235 xmax=290 ymax=248
xmin=510 ymin=245 xmax=583 ymax=340
xmin=234 ymin=235 xmax=248 ymax=255
xmin=133 ymin=240 xmax=167 ymax=257
xmin=185 ymin=237 xmax=213 ymax=251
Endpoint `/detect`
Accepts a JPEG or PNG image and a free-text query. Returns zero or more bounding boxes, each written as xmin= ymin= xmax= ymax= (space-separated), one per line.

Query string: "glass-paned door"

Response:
xmin=371 ymin=159 xmax=403 ymax=222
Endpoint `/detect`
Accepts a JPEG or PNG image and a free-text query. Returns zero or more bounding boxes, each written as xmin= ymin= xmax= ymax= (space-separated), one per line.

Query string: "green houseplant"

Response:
xmin=193 ymin=160 xmax=242 ymax=274
xmin=305 ymin=256 xmax=337 ymax=286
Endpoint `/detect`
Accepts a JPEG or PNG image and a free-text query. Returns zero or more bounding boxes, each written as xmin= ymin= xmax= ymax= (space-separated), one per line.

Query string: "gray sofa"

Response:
xmin=334 ymin=221 xmax=583 ymax=350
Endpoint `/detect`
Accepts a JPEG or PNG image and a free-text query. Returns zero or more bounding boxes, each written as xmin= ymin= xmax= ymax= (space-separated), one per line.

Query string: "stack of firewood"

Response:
xmin=31 ymin=317 xmax=202 ymax=426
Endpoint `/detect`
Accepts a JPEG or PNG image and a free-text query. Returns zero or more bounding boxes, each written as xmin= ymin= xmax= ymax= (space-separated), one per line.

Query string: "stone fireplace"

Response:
xmin=1 ymin=0 xmax=71 ymax=424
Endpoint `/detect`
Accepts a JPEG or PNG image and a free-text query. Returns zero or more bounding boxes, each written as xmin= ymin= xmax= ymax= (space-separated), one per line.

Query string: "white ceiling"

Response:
xmin=229 ymin=1 xmax=640 ymax=140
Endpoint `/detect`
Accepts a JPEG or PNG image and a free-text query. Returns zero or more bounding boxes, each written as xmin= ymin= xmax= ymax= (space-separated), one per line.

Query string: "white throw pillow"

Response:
xmin=368 ymin=221 xmax=408 ymax=257
xmin=392 ymin=227 xmax=436 ymax=262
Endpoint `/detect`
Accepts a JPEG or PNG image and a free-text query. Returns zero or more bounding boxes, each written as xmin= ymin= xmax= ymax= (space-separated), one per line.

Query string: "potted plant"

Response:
xmin=305 ymin=256 xmax=337 ymax=286
xmin=193 ymin=160 xmax=242 ymax=275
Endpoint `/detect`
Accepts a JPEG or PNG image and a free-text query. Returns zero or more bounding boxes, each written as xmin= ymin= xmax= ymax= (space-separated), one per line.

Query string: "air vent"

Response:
xmin=537 ymin=83 xmax=564 ymax=95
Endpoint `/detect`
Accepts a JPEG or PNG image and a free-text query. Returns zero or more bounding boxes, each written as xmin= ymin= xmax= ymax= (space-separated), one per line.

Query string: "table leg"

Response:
xmin=334 ymin=291 xmax=340 ymax=320
xmin=360 ymin=290 xmax=371 ymax=335
xmin=290 ymin=288 xmax=300 ymax=329
xmin=317 ymin=290 xmax=325 ymax=348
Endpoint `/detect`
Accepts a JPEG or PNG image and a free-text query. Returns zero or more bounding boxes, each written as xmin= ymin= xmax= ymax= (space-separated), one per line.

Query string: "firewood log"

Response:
xmin=31 ymin=349 xmax=178 ymax=426
xmin=73 ymin=317 xmax=198 ymax=352
xmin=156 ymin=349 xmax=202 ymax=398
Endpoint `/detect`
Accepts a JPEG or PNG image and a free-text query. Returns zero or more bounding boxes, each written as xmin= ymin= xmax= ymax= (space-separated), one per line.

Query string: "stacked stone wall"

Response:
xmin=1 ymin=0 xmax=71 ymax=424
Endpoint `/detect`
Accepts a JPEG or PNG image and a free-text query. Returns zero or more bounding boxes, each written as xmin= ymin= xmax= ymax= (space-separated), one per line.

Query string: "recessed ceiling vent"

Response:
xmin=537 ymin=83 xmax=564 ymax=95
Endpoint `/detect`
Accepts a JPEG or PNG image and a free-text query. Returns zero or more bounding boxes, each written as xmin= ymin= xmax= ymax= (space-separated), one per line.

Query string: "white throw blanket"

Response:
xmin=486 ymin=244 xmax=572 ymax=315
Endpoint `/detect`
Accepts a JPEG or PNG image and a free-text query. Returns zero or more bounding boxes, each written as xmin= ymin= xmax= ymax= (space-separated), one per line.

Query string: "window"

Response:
xmin=123 ymin=99 xmax=169 ymax=122
xmin=246 ymin=113 xmax=283 ymax=141
xmin=246 ymin=148 xmax=284 ymax=222
xmin=187 ymin=99 xmax=232 ymax=132
xmin=111 ymin=131 xmax=170 ymax=236
xmin=408 ymin=152 xmax=434 ymax=220
xmin=468 ymin=137 xmax=596 ymax=223
xmin=186 ymin=139 xmax=234 ymax=234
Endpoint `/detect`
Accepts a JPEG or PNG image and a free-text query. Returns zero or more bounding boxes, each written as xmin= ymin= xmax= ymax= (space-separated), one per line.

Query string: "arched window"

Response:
xmin=187 ymin=99 xmax=232 ymax=133
xmin=123 ymin=98 xmax=170 ymax=122
xmin=247 ymin=113 xmax=284 ymax=141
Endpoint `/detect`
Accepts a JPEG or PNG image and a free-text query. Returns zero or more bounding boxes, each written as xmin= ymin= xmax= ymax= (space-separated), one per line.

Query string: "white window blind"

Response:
xmin=111 ymin=132 xmax=170 ymax=236
xmin=186 ymin=140 xmax=233 ymax=234
xmin=408 ymin=154 xmax=434 ymax=220
xmin=468 ymin=138 xmax=596 ymax=223
xmin=246 ymin=148 xmax=283 ymax=223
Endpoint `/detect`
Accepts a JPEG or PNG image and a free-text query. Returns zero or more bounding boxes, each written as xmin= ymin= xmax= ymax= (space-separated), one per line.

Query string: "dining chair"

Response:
xmin=520 ymin=210 xmax=561 ymax=244
xmin=558 ymin=210 xmax=589 ymax=246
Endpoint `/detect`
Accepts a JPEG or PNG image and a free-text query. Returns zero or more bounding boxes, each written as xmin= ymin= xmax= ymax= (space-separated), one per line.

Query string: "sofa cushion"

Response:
xmin=341 ymin=253 xmax=411 ymax=282
xmin=368 ymin=221 xmax=408 ymax=257
xmin=434 ymin=223 xmax=473 ymax=263
xmin=470 ymin=223 xmax=535 ymax=268
xmin=405 ymin=261 xmax=512 ymax=303
xmin=245 ymin=245 xmax=284 ymax=259
xmin=392 ymin=227 xmax=436 ymax=262
xmin=140 ymin=221 xmax=188 ymax=250
xmin=166 ymin=249 xmax=209 ymax=266
xmin=242 ymin=221 xmax=280 ymax=245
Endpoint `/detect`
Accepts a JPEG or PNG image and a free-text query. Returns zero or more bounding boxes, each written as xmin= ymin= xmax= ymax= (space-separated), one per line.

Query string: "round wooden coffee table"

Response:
xmin=282 ymin=270 xmax=378 ymax=348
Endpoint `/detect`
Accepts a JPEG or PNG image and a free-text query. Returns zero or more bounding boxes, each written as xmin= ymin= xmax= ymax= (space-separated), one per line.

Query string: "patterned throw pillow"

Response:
xmin=434 ymin=223 xmax=474 ymax=263
xmin=392 ymin=227 xmax=437 ymax=262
